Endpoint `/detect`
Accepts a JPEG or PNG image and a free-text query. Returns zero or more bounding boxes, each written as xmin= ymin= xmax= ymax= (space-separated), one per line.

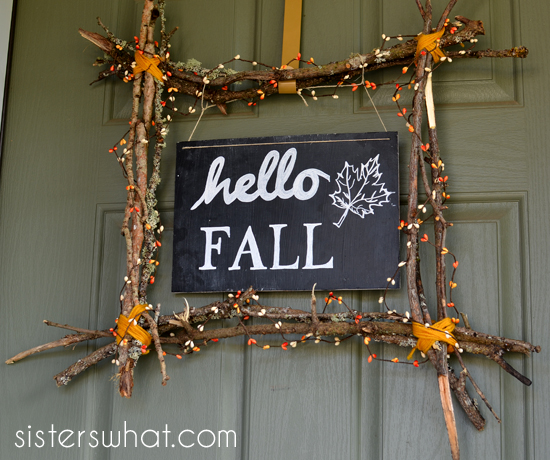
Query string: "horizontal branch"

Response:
xmin=159 ymin=318 xmax=538 ymax=388
xmin=6 ymin=332 xmax=104 ymax=364
xmin=6 ymin=322 xmax=111 ymax=364
xmin=11 ymin=288 xmax=538 ymax=389
xmin=42 ymin=320 xmax=112 ymax=337
xmin=159 ymin=295 xmax=540 ymax=358
xmin=446 ymin=47 xmax=528 ymax=60
xmin=79 ymin=15 xmax=527 ymax=108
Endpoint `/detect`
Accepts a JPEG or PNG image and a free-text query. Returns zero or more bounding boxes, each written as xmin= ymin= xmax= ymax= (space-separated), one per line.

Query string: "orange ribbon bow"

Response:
xmin=415 ymin=28 xmax=446 ymax=63
xmin=407 ymin=317 xmax=458 ymax=360
xmin=116 ymin=304 xmax=152 ymax=350
xmin=133 ymin=51 xmax=163 ymax=81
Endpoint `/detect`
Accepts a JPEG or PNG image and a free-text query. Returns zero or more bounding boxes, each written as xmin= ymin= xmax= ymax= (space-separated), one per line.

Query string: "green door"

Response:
xmin=1 ymin=1 xmax=547 ymax=459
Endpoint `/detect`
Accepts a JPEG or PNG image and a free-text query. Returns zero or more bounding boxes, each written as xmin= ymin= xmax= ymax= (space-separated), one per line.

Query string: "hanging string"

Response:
xmin=364 ymin=86 xmax=388 ymax=132
xmin=361 ymin=63 xmax=387 ymax=132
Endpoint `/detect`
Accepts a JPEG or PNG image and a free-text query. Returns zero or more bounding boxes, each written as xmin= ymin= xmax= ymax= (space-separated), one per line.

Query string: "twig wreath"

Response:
xmin=5 ymin=0 xmax=540 ymax=458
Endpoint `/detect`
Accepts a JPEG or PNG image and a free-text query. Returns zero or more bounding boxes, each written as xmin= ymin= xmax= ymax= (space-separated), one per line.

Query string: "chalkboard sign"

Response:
xmin=172 ymin=132 xmax=400 ymax=292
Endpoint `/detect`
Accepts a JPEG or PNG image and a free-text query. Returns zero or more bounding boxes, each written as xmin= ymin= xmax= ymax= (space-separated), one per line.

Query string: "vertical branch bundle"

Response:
xmin=407 ymin=1 xmax=458 ymax=458
xmin=118 ymin=0 xmax=164 ymax=398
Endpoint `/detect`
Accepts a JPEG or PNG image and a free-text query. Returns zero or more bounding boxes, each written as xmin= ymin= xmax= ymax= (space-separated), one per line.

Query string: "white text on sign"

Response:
xmin=199 ymin=224 xmax=333 ymax=271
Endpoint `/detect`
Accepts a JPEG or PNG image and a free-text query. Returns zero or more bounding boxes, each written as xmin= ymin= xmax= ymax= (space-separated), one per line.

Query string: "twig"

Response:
xmin=436 ymin=0 xmax=459 ymax=30
xmin=311 ymin=284 xmax=320 ymax=335
xmin=447 ymin=47 xmax=529 ymax=59
xmin=438 ymin=373 xmax=460 ymax=460
xmin=6 ymin=331 xmax=109 ymax=364
xmin=454 ymin=350 xmax=501 ymax=423
xmin=415 ymin=0 xmax=426 ymax=19
xmin=142 ymin=313 xmax=170 ymax=386
xmin=486 ymin=347 xmax=532 ymax=387
xmin=424 ymin=0 xmax=432 ymax=28
xmin=42 ymin=320 xmax=112 ymax=337
xmin=54 ymin=343 xmax=116 ymax=387
xmin=448 ymin=368 xmax=485 ymax=431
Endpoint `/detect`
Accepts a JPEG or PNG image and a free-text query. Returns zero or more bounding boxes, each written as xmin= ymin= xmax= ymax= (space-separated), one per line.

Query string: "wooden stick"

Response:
xmin=142 ymin=314 xmax=170 ymax=386
xmin=6 ymin=331 xmax=109 ymax=364
xmin=439 ymin=374 xmax=460 ymax=460
xmin=54 ymin=343 xmax=116 ymax=387
xmin=310 ymin=284 xmax=320 ymax=335
xmin=448 ymin=369 xmax=485 ymax=431
xmin=415 ymin=0 xmax=426 ymax=19
xmin=118 ymin=0 xmax=156 ymax=399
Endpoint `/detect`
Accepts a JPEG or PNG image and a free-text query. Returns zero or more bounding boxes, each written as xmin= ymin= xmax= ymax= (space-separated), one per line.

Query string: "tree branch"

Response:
xmin=54 ymin=343 xmax=116 ymax=387
xmin=9 ymin=302 xmax=539 ymax=387
xmin=415 ymin=0 xmax=426 ymax=20
xmin=79 ymin=16 xmax=497 ymax=109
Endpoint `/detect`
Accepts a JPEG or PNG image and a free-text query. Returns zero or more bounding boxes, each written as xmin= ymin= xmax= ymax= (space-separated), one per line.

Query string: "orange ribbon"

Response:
xmin=133 ymin=52 xmax=163 ymax=81
xmin=117 ymin=304 xmax=152 ymax=349
xmin=415 ymin=28 xmax=446 ymax=63
xmin=279 ymin=0 xmax=303 ymax=94
xmin=407 ymin=317 xmax=458 ymax=360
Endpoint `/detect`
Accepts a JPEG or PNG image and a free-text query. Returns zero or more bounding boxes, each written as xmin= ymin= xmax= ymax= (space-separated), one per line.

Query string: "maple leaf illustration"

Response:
xmin=329 ymin=155 xmax=395 ymax=228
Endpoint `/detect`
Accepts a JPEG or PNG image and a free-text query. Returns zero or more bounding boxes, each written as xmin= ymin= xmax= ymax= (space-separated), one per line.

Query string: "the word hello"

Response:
xmin=191 ymin=148 xmax=330 ymax=209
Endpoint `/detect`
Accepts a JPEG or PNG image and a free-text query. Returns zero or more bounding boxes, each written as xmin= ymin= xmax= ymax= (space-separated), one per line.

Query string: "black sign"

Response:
xmin=172 ymin=132 xmax=400 ymax=292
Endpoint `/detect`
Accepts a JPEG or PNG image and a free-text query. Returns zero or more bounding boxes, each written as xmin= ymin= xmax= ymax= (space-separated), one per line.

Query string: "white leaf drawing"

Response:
xmin=329 ymin=155 xmax=395 ymax=228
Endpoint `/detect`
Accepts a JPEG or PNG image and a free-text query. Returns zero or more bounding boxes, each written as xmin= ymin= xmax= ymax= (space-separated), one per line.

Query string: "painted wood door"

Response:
xmin=1 ymin=1 xmax=547 ymax=459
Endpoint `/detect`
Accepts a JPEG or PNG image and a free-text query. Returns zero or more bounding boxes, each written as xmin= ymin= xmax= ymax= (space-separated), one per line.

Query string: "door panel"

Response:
xmin=1 ymin=1 xmax=545 ymax=459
